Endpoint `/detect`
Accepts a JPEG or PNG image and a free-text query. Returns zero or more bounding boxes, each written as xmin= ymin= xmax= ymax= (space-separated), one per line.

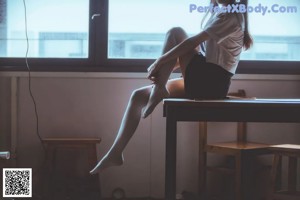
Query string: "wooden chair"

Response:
xmin=198 ymin=90 xmax=272 ymax=200
xmin=41 ymin=137 xmax=102 ymax=200
xmin=268 ymin=144 xmax=300 ymax=200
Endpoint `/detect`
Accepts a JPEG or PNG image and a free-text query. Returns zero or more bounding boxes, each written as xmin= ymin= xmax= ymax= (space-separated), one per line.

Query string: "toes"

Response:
xmin=89 ymin=154 xmax=124 ymax=174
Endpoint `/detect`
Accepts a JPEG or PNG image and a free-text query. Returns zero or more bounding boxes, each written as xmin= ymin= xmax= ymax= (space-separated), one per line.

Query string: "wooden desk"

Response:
xmin=163 ymin=98 xmax=300 ymax=200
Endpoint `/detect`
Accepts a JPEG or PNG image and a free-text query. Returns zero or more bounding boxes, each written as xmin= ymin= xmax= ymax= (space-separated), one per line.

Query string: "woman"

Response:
xmin=90 ymin=0 xmax=253 ymax=174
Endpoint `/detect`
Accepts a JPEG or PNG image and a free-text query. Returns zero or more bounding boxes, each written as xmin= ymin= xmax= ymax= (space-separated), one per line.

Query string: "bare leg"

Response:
xmin=90 ymin=27 xmax=196 ymax=174
xmin=142 ymin=27 xmax=196 ymax=118
xmin=90 ymin=78 xmax=185 ymax=174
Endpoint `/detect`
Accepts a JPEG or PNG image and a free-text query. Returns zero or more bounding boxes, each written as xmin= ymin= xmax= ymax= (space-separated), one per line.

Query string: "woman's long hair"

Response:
xmin=201 ymin=0 xmax=253 ymax=50
xmin=239 ymin=0 xmax=253 ymax=50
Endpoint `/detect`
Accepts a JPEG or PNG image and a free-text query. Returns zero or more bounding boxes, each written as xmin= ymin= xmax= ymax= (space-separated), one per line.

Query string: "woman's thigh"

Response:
xmin=134 ymin=78 xmax=185 ymax=101
xmin=166 ymin=78 xmax=185 ymax=98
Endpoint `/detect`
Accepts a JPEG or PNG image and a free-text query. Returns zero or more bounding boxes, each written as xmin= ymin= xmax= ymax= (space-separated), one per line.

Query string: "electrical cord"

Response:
xmin=23 ymin=0 xmax=47 ymax=190
xmin=23 ymin=1 xmax=49 ymax=199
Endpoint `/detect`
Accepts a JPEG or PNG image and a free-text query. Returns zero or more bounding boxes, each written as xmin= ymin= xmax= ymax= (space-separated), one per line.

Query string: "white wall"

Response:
xmin=0 ymin=72 xmax=300 ymax=198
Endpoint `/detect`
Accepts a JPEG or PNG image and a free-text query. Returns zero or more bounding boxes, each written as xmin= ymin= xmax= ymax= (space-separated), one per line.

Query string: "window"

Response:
xmin=108 ymin=0 xmax=300 ymax=61
xmin=108 ymin=0 xmax=204 ymax=59
xmin=244 ymin=0 xmax=300 ymax=62
xmin=0 ymin=0 xmax=300 ymax=73
xmin=1 ymin=0 xmax=89 ymax=58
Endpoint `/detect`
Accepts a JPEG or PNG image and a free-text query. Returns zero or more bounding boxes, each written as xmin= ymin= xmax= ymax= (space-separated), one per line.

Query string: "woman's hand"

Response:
xmin=147 ymin=58 xmax=162 ymax=83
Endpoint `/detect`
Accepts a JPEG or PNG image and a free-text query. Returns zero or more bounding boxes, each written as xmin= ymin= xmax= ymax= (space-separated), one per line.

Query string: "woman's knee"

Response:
xmin=167 ymin=27 xmax=186 ymax=35
xmin=130 ymin=88 xmax=150 ymax=104
xmin=166 ymin=27 xmax=188 ymax=41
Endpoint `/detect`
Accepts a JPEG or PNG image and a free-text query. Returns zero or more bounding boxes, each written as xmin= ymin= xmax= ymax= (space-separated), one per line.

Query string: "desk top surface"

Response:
xmin=163 ymin=98 xmax=300 ymax=122
xmin=163 ymin=98 xmax=300 ymax=112
xmin=163 ymin=98 xmax=300 ymax=107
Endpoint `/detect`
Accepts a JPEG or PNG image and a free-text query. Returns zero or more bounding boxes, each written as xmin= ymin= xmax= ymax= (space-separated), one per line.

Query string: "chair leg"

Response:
xmin=87 ymin=144 xmax=97 ymax=170
xmin=288 ymin=156 xmax=297 ymax=192
xmin=87 ymin=144 xmax=101 ymax=197
xmin=43 ymin=145 xmax=56 ymax=200
xmin=198 ymin=152 xmax=207 ymax=198
xmin=235 ymin=153 xmax=242 ymax=200
xmin=268 ymin=154 xmax=281 ymax=200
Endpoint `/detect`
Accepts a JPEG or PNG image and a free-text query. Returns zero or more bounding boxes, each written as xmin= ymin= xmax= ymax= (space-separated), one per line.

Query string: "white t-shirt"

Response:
xmin=203 ymin=11 xmax=245 ymax=74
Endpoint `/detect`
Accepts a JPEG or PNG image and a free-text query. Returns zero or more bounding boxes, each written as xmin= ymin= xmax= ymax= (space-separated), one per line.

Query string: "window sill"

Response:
xmin=1 ymin=70 xmax=300 ymax=81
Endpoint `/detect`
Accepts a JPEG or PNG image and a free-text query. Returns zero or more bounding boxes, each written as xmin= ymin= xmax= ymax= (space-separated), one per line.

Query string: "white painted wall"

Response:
xmin=0 ymin=72 xmax=300 ymax=198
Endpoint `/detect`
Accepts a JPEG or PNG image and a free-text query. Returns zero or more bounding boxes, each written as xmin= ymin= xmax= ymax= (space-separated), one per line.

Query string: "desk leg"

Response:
xmin=165 ymin=115 xmax=177 ymax=200
xmin=198 ymin=122 xmax=207 ymax=198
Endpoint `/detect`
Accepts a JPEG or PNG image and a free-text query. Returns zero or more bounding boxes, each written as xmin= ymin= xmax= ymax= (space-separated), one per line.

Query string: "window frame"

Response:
xmin=0 ymin=0 xmax=300 ymax=74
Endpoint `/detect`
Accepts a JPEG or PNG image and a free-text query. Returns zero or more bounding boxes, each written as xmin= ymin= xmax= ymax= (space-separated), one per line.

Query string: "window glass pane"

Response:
xmin=243 ymin=0 xmax=300 ymax=61
xmin=108 ymin=0 xmax=300 ymax=61
xmin=108 ymin=0 xmax=206 ymax=59
xmin=0 ymin=0 xmax=89 ymax=58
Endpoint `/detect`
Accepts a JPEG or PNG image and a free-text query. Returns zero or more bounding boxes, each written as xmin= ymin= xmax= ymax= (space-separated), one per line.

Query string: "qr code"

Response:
xmin=2 ymin=168 xmax=32 ymax=198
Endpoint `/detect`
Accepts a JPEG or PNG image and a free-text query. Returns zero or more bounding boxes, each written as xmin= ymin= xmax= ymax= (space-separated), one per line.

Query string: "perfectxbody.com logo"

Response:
xmin=189 ymin=2 xmax=298 ymax=16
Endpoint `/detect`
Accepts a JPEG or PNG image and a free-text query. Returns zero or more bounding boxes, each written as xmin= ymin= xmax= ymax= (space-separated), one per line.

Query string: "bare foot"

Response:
xmin=142 ymin=85 xmax=170 ymax=118
xmin=90 ymin=154 xmax=124 ymax=174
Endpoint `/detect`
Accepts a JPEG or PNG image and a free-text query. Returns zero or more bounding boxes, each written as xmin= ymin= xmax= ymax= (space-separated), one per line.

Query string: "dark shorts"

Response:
xmin=184 ymin=53 xmax=233 ymax=99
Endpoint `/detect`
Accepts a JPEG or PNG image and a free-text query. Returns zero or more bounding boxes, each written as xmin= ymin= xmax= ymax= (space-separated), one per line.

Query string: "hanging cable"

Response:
xmin=23 ymin=0 xmax=47 ymax=174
